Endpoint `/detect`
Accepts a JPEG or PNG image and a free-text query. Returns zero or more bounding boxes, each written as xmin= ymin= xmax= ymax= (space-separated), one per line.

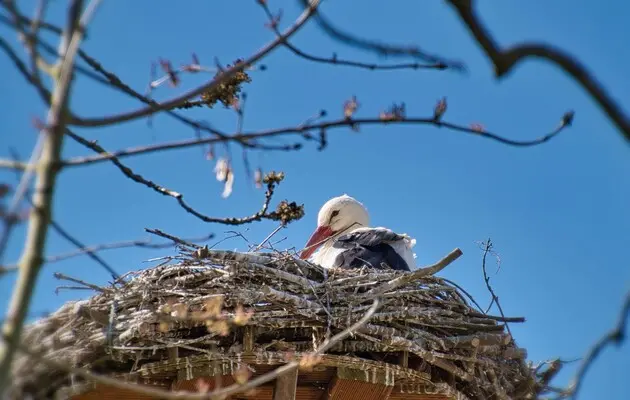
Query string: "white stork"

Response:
xmin=299 ymin=194 xmax=416 ymax=271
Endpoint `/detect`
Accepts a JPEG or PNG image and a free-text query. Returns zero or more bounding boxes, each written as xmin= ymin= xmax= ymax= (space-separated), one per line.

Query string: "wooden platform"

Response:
xmin=74 ymin=368 xmax=451 ymax=400
xmin=71 ymin=352 xmax=454 ymax=400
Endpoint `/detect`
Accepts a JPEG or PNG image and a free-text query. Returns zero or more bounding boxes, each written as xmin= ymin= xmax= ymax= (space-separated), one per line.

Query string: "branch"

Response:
xmin=0 ymin=232 xmax=215 ymax=275
xmin=567 ymin=290 xmax=630 ymax=399
xmin=0 ymin=36 xmax=51 ymax=104
xmin=0 ymin=0 xmax=100 ymax=389
xmin=446 ymin=0 xmax=630 ymax=143
xmin=259 ymin=2 xmax=447 ymax=72
xmin=0 ymin=16 xmax=297 ymax=151
xmin=479 ymin=239 xmax=512 ymax=338
xmin=297 ymin=0 xmax=464 ymax=70
xmin=144 ymin=228 xmax=213 ymax=249
xmin=64 ymin=130 xmax=292 ymax=226
xmin=67 ymin=0 xmax=322 ymax=128
xmin=53 ymin=113 xmax=573 ymax=170
xmin=65 ymin=129 xmax=184 ymax=198
xmin=365 ymin=248 xmax=463 ymax=298
xmin=6 ymin=299 xmax=380 ymax=399
xmin=2 ymin=148 xmax=120 ymax=278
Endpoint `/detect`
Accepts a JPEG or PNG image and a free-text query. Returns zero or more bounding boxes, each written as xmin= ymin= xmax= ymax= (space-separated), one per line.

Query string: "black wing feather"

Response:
xmin=332 ymin=228 xmax=411 ymax=271
xmin=333 ymin=228 xmax=406 ymax=249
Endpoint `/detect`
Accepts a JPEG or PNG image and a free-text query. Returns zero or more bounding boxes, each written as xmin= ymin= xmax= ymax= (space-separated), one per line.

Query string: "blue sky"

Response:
xmin=1 ymin=0 xmax=629 ymax=398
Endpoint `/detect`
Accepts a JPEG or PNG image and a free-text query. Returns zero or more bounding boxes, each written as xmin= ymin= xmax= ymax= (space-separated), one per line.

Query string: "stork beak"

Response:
xmin=299 ymin=225 xmax=334 ymax=260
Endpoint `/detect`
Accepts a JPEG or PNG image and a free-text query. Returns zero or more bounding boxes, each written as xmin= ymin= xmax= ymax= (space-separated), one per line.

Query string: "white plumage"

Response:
xmin=299 ymin=195 xmax=417 ymax=271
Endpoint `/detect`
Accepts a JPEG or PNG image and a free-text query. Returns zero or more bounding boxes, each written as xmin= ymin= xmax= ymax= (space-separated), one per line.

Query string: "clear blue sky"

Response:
xmin=1 ymin=1 xmax=629 ymax=398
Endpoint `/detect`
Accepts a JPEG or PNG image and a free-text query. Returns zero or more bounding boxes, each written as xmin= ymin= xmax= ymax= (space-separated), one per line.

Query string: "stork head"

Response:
xmin=299 ymin=194 xmax=369 ymax=260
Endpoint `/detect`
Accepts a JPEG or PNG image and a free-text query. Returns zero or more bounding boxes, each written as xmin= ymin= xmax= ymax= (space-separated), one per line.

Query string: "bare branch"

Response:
xmin=53 ymin=272 xmax=109 ymax=293
xmin=446 ymin=0 xmax=630 ymax=143
xmin=0 ymin=0 xmax=101 ymax=388
xmin=479 ymin=239 xmax=512 ymax=338
xmin=0 ymin=36 xmax=51 ymax=104
xmin=144 ymin=228 xmax=213 ymax=249
xmin=0 ymin=232 xmax=215 ymax=275
xmin=364 ymin=248 xmax=463 ymax=298
xmin=2 ymin=148 xmax=121 ymax=278
xmin=64 ymin=130 xmax=296 ymax=226
xmin=298 ymin=0 xmax=465 ymax=70
xmin=55 ymin=113 xmax=573 ymax=170
xmin=64 ymin=129 xmax=183 ymax=198
xmin=67 ymin=0 xmax=322 ymax=128
xmin=259 ymin=2 xmax=447 ymax=71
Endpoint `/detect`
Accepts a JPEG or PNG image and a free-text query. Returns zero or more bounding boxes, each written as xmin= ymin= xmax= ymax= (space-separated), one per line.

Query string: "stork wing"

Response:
xmin=332 ymin=227 xmax=412 ymax=271
xmin=334 ymin=228 xmax=408 ymax=248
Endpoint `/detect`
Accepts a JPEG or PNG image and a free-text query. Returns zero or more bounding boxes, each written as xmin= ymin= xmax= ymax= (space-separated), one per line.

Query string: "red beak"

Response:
xmin=299 ymin=225 xmax=334 ymax=260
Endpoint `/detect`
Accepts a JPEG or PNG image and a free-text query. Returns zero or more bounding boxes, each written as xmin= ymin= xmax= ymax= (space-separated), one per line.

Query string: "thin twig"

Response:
xmin=259 ymin=2 xmax=447 ymax=71
xmin=53 ymin=272 xmax=109 ymax=293
xmin=254 ymin=224 xmax=285 ymax=251
xmin=67 ymin=0 xmax=322 ymax=128
xmin=53 ymin=114 xmax=573 ymax=169
xmin=480 ymin=239 xmax=512 ymax=338
xmin=297 ymin=0 xmax=464 ymax=70
xmin=364 ymin=248 xmax=463 ymax=298
xmin=63 ymin=130 xmax=283 ymax=226
xmin=0 ymin=232 xmax=215 ymax=275
xmin=3 ymin=148 xmax=121 ymax=278
xmin=144 ymin=228 xmax=212 ymax=249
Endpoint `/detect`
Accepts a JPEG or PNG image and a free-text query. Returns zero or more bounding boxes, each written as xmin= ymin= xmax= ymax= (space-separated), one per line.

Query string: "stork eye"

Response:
xmin=330 ymin=210 xmax=340 ymax=221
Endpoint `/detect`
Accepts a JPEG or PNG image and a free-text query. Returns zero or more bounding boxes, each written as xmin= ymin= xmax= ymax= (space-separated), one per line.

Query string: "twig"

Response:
xmin=174 ymin=177 xmax=280 ymax=225
xmin=254 ymin=224 xmax=285 ymax=251
xmin=53 ymin=272 xmax=109 ymax=293
xmin=67 ymin=0 xmax=322 ymax=128
xmin=259 ymin=2 xmax=447 ymax=71
xmin=0 ymin=136 xmax=43 ymax=263
xmin=297 ymin=0 xmax=464 ymax=70
xmin=65 ymin=129 xmax=183 ymax=198
xmin=0 ymin=33 xmax=51 ymax=104
xmin=567 ymin=290 xmax=630 ymax=399
xmin=144 ymin=228 xmax=212 ymax=249
xmin=480 ymin=239 xmax=512 ymax=338
xmin=442 ymin=277 xmax=484 ymax=313
xmin=48 ymin=220 xmax=119 ymax=278
xmin=364 ymin=248 xmax=463 ymax=298
xmin=0 ymin=0 xmax=102 ymax=389
xmin=446 ymin=0 xmax=629 ymax=143
xmin=6 ymin=299 xmax=380 ymax=400
xmin=3 ymin=148 xmax=120 ymax=278
xmin=64 ymin=130 xmax=282 ymax=226
xmin=55 ymin=114 xmax=573 ymax=169
xmin=0 ymin=232 xmax=214 ymax=275
xmin=0 ymin=15 xmax=248 ymax=148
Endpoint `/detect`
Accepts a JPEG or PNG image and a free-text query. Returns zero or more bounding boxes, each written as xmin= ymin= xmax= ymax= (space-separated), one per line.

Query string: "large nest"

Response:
xmin=9 ymin=247 xmax=549 ymax=399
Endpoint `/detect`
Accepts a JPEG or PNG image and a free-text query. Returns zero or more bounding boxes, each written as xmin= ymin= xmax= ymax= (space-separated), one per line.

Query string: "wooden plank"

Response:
xmin=243 ymin=326 xmax=255 ymax=352
xmin=399 ymin=351 xmax=409 ymax=369
xmin=167 ymin=346 xmax=179 ymax=362
xmin=272 ymin=367 xmax=298 ymax=400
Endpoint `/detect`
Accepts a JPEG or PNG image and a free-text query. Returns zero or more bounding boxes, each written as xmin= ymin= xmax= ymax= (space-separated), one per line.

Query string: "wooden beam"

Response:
xmin=272 ymin=367 xmax=298 ymax=400
xmin=243 ymin=326 xmax=255 ymax=352
xmin=167 ymin=346 xmax=179 ymax=362
xmin=398 ymin=351 xmax=409 ymax=369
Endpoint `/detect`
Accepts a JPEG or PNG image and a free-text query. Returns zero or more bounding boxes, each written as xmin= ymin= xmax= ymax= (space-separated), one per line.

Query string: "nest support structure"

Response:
xmin=9 ymin=248 xmax=548 ymax=400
